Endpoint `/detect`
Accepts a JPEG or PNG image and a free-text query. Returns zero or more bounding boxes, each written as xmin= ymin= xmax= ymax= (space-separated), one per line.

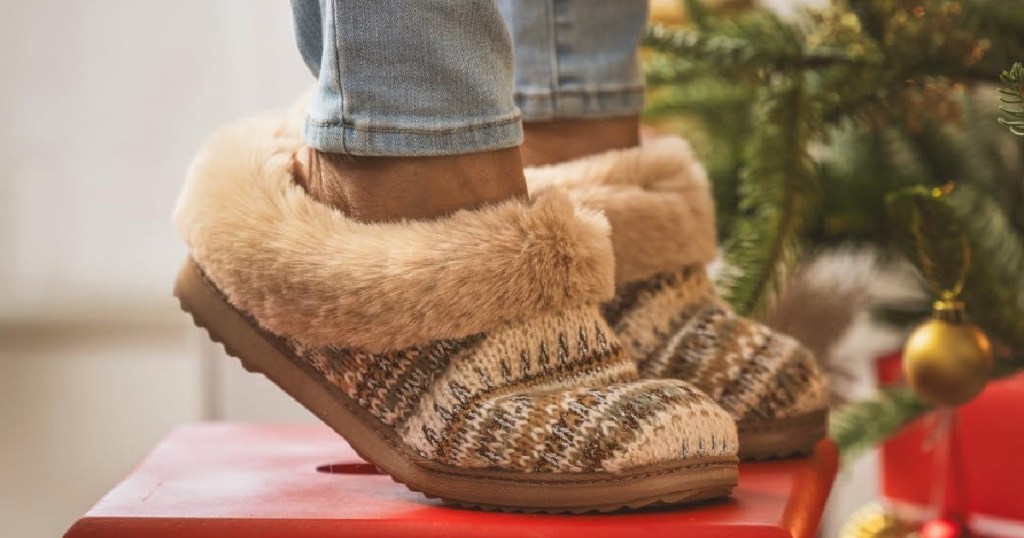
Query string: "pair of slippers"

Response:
xmin=172 ymin=103 xmax=828 ymax=513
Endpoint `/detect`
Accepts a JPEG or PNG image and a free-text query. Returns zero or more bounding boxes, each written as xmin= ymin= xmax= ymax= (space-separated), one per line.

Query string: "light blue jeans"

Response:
xmin=291 ymin=0 xmax=648 ymax=156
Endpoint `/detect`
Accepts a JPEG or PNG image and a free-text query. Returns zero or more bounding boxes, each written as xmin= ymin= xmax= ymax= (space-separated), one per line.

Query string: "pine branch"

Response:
xmin=645 ymin=54 xmax=703 ymax=87
xmin=831 ymin=386 xmax=932 ymax=464
xmin=696 ymin=110 xmax=755 ymax=237
xmin=999 ymin=63 xmax=1024 ymax=136
xmin=718 ymin=79 xmax=819 ymax=315
xmin=834 ymin=350 xmax=1024 ymax=466
xmin=644 ymin=25 xmax=779 ymax=70
xmin=683 ymin=0 xmax=711 ymax=31
xmin=886 ymin=185 xmax=1024 ymax=350
xmin=813 ymin=127 xmax=929 ymax=244
xmin=948 ymin=186 xmax=1024 ymax=350
xmin=644 ymin=23 xmax=871 ymax=75
xmin=644 ymin=0 xmax=1024 ymax=464
xmin=955 ymin=1 xmax=1024 ymax=77
xmin=885 ymin=187 xmax=970 ymax=295
xmin=962 ymin=94 xmax=1024 ymax=232
xmin=834 ymin=198 xmax=1024 ymax=462
xmin=903 ymin=120 xmax=995 ymax=190
xmin=844 ymin=0 xmax=886 ymax=43
xmin=645 ymin=80 xmax=755 ymax=116
xmin=822 ymin=86 xmax=892 ymax=125
xmin=963 ymin=0 xmax=1024 ymax=34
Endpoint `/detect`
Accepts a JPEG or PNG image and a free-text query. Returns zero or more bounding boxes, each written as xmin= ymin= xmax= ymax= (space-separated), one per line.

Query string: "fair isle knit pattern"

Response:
xmin=523 ymin=137 xmax=828 ymax=426
xmin=291 ymin=304 xmax=737 ymax=473
xmin=603 ymin=267 xmax=829 ymax=422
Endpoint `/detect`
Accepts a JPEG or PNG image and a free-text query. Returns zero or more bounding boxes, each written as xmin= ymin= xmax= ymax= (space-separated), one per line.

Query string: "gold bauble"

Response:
xmin=840 ymin=503 xmax=912 ymax=538
xmin=903 ymin=301 xmax=993 ymax=406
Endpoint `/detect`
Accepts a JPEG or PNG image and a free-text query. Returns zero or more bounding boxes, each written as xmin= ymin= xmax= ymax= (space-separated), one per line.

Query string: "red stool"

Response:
xmin=65 ymin=423 xmax=837 ymax=538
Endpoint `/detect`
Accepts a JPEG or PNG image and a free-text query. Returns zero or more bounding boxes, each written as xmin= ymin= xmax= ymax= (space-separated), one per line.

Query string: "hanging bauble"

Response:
xmin=919 ymin=517 xmax=966 ymax=538
xmin=903 ymin=298 xmax=993 ymax=406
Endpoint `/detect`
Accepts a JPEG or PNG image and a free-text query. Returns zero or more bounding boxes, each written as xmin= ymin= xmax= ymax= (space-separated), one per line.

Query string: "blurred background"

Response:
xmin=0 ymin=1 xmax=923 ymax=537
xmin=1 ymin=3 xmax=314 ymax=537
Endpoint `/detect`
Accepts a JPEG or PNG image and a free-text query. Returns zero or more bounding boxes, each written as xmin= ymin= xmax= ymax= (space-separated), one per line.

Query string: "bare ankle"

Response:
xmin=521 ymin=116 xmax=640 ymax=167
xmin=293 ymin=147 xmax=528 ymax=222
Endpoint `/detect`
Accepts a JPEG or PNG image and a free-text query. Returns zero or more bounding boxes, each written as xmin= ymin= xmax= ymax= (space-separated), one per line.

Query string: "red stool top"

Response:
xmin=65 ymin=423 xmax=837 ymax=538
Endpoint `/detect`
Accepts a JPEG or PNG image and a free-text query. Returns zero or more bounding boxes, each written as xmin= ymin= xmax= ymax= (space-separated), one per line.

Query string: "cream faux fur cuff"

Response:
xmin=526 ymin=137 xmax=717 ymax=286
xmin=174 ymin=114 xmax=615 ymax=352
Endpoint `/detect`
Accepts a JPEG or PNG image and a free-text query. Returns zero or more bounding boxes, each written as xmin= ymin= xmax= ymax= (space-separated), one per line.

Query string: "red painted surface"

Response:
xmin=877 ymin=352 xmax=1024 ymax=536
xmin=65 ymin=423 xmax=837 ymax=538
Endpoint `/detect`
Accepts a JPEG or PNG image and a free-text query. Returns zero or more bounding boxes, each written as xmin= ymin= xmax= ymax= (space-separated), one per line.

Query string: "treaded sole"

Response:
xmin=736 ymin=409 xmax=829 ymax=461
xmin=440 ymin=486 xmax=736 ymax=513
xmin=174 ymin=258 xmax=739 ymax=513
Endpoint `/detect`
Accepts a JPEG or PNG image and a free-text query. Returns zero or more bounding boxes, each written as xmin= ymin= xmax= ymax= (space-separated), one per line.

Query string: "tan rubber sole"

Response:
xmin=737 ymin=409 xmax=828 ymax=460
xmin=174 ymin=258 xmax=738 ymax=513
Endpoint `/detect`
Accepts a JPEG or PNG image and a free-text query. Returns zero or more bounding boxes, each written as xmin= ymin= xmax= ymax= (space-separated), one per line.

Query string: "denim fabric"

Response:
xmin=291 ymin=0 xmax=522 ymax=156
xmin=496 ymin=0 xmax=648 ymax=121
xmin=290 ymin=0 xmax=647 ymax=156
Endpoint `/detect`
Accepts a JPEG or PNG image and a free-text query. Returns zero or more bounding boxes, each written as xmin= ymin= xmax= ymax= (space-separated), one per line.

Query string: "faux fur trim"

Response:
xmin=526 ymin=137 xmax=717 ymax=285
xmin=174 ymin=114 xmax=614 ymax=352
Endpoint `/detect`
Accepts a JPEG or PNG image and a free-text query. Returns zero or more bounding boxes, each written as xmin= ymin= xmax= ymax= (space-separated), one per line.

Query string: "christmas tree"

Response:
xmin=643 ymin=0 xmax=1024 ymax=463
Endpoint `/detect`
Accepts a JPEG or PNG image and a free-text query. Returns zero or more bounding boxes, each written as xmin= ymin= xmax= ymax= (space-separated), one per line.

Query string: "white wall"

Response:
xmin=0 ymin=1 xmax=310 ymax=310
xmin=0 ymin=3 xmax=310 ymax=537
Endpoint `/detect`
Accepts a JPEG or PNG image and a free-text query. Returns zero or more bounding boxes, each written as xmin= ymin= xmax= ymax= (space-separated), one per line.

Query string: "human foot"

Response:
xmin=521 ymin=116 xmax=640 ymax=167
xmin=172 ymin=111 xmax=739 ymax=512
xmin=291 ymin=146 xmax=528 ymax=222
xmin=526 ymin=137 xmax=829 ymax=460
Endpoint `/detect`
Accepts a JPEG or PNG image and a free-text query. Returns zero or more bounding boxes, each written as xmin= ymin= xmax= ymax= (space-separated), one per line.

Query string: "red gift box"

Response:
xmin=65 ymin=423 xmax=837 ymax=538
xmin=876 ymin=351 xmax=1024 ymax=537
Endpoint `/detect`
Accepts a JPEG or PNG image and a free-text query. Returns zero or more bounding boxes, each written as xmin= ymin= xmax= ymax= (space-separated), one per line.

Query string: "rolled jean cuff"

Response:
xmin=515 ymin=86 xmax=645 ymax=122
xmin=302 ymin=113 xmax=524 ymax=157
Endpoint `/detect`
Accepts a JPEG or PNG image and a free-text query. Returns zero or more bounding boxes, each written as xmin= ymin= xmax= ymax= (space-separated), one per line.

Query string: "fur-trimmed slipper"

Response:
xmin=526 ymin=137 xmax=829 ymax=460
xmin=172 ymin=112 xmax=739 ymax=512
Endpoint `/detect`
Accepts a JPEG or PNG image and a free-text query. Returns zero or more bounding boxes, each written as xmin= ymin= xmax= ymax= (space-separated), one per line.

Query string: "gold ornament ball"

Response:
xmin=840 ymin=503 xmax=912 ymax=538
xmin=903 ymin=318 xmax=993 ymax=406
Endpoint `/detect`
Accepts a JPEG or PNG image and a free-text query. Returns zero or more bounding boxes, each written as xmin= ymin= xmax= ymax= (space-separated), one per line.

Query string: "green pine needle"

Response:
xmin=884 ymin=187 xmax=969 ymax=295
xmin=886 ymin=185 xmax=1024 ymax=351
xmin=831 ymin=387 xmax=931 ymax=464
xmin=683 ymin=0 xmax=711 ymax=31
xmin=719 ymin=79 xmax=819 ymax=316
xmin=644 ymin=80 xmax=755 ymax=116
xmin=999 ymin=63 xmax=1024 ymax=136
xmin=645 ymin=54 xmax=703 ymax=87
xmin=644 ymin=22 xmax=870 ymax=77
xmin=644 ymin=25 xmax=768 ymax=70
xmin=948 ymin=186 xmax=1024 ymax=350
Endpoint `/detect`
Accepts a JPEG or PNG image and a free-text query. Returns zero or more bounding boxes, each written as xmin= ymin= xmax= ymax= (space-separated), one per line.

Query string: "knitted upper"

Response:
xmin=294 ymin=304 xmax=736 ymax=473
xmin=603 ymin=268 xmax=829 ymax=422
xmin=525 ymin=137 xmax=829 ymax=423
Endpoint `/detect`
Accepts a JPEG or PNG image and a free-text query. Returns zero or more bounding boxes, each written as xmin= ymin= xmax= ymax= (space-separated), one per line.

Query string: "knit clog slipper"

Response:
xmin=171 ymin=112 xmax=739 ymax=512
xmin=526 ymin=137 xmax=829 ymax=460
